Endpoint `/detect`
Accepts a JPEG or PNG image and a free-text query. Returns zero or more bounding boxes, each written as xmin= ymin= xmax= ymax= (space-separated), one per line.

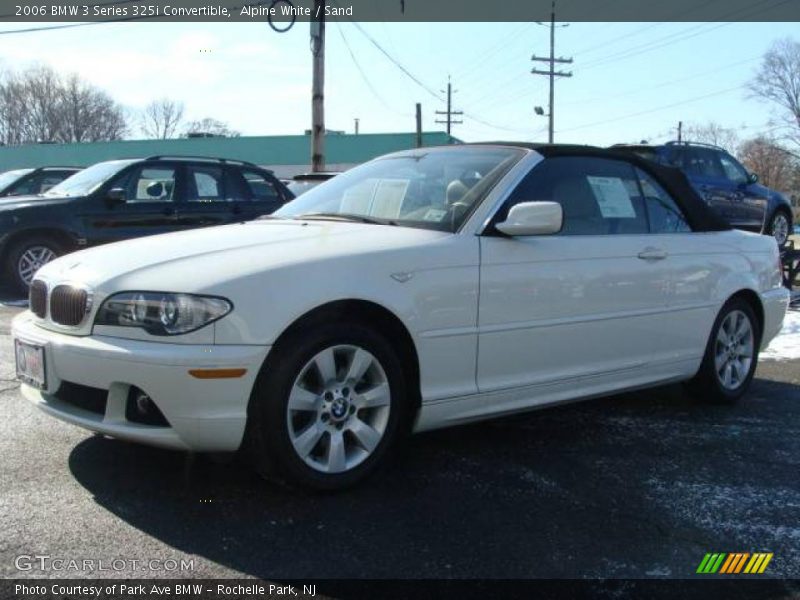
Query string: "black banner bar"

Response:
xmin=3 ymin=579 xmax=800 ymax=600
xmin=0 ymin=0 xmax=798 ymax=23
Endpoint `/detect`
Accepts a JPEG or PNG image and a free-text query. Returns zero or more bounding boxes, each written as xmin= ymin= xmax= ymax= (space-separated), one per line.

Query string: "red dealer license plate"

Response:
xmin=15 ymin=340 xmax=46 ymax=390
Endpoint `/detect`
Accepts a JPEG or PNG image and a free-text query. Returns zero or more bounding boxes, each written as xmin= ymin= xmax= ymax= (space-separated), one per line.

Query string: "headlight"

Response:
xmin=95 ymin=292 xmax=232 ymax=336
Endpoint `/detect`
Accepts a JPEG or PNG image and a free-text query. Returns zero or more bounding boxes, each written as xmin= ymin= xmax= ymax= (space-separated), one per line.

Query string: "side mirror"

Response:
xmin=106 ymin=187 xmax=126 ymax=205
xmin=748 ymin=172 xmax=759 ymax=185
xmin=495 ymin=201 xmax=563 ymax=236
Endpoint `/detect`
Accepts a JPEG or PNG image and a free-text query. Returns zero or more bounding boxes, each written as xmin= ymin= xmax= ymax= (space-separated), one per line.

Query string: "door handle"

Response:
xmin=638 ymin=247 xmax=668 ymax=261
xmin=162 ymin=207 xmax=177 ymax=217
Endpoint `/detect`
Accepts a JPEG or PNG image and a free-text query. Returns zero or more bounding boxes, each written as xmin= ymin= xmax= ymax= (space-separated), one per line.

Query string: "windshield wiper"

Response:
xmin=296 ymin=212 xmax=396 ymax=225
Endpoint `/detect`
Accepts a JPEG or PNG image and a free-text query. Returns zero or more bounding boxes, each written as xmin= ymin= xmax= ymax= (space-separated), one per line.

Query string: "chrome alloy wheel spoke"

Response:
xmin=714 ymin=310 xmax=754 ymax=391
xmin=287 ymin=344 xmax=391 ymax=474
xmin=19 ymin=246 xmax=56 ymax=284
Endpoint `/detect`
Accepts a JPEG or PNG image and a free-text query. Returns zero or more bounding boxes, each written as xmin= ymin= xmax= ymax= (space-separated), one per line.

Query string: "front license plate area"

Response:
xmin=15 ymin=340 xmax=46 ymax=391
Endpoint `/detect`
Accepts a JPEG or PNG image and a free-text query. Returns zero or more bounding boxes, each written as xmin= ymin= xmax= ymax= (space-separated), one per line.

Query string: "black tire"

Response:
xmin=5 ymin=236 xmax=64 ymax=295
xmin=765 ymin=208 xmax=791 ymax=247
xmin=246 ymin=322 xmax=411 ymax=492
xmin=686 ymin=297 xmax=761 ymax=404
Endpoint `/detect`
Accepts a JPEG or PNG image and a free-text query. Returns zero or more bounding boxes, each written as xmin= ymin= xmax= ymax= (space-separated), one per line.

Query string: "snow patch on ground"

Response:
xmin=761 ymin=309 xmax=800 ymax=362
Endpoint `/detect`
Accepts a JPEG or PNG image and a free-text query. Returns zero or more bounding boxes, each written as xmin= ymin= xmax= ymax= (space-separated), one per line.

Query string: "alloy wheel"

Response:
xmin=771 ymin=212 xmax=790 ymax=246
xmin=18 ymin=246 xmax=57 ymax=286
xmin=714 ymin=310 xmax=754 ymax=391
xmin=286 ymin=344 xmax=391 ymax=474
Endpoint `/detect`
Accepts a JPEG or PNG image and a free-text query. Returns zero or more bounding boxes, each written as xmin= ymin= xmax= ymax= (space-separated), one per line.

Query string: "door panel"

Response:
xmin=80 ymin=165 xmax=180 ymax=245
xmin=176 ymin=164 xmax=241 ymax=229
xmin=718 ymin=152 xmax=766 ymax=227
xmin=478 ymin=235 xmax=671 ymax=392
xmin=679 ymin=147 xmax=737 ymax=221
xmin=477 ymin=156 xmax=675 ymax=395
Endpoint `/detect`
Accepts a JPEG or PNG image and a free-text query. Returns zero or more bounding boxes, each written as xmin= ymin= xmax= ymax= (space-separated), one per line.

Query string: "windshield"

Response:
xmin=0 ymin=169 xmax=32 ymax=190
xmin=275 ymin=147 xmax=525 ymax=232
xmin=45 ymin=160 xmax=136 ymax=197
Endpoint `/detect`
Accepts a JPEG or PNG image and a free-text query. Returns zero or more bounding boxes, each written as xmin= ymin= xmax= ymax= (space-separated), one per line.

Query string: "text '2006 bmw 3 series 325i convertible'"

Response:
xmin=13 ymin=143 xmax=789 ymax=491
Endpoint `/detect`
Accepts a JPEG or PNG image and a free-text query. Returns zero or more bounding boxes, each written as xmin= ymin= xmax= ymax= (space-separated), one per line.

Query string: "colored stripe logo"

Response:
xmin=697 ymin=553 xmax=773 ymax=574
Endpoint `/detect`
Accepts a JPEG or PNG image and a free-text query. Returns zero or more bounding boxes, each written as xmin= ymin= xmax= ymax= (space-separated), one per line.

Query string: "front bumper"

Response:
xmin=12 ymin=312 xmax=269 ymax=452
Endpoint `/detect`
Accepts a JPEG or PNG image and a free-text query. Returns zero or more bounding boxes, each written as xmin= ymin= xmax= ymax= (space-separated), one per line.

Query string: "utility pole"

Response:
xmin=415 ymin=103 xmax=422 ymax=148
xmin=310 ymin=0 xmax=325 ymax=172
xmin=435 ymin=77 xmax=463 ymax=135
xmin=531 ymin=0 xmax=572 ymax=143
xmin=354 ymin=118 xmax=360 ymax=135
xmin=677 ymin=120 xmax=683 ymax=143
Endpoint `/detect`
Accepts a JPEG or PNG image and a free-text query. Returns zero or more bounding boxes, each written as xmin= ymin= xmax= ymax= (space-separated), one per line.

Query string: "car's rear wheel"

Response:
xmin=687 ymin=297 xmax=761 ymax=404
xmin=766 ymin=209 xmax=791 ymax=247
xmin=247 ymin=322 xmax=409 ymax=491
xmin=5 ymin=236 xmax=64 ymax=294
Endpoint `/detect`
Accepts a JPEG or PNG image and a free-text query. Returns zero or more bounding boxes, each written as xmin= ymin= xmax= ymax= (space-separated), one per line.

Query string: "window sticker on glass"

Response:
xmin=422 ymin=208 xmax=447 ymax=221
xmin=370 ymin=179 xmax=409 ymax=219
xmin=340 ymin=179 xmax=379 ymax=214
xmin=340 ymin=178 xmax=409 ymax=219
xmin=586 ymin=176 xmax=636 ymax=219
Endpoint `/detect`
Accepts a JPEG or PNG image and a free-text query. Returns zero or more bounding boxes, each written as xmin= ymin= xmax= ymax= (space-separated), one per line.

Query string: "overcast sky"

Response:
xmin=0 ymin=21 xmax=797 ymax=146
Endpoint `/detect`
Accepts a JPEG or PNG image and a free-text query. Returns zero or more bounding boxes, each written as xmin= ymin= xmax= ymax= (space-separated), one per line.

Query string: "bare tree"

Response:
xmin=58 ymin=74 xmax=127 ymax=142
xmin=183 ymin=117 xmax=240 ymax=138
xmin=0 ymin=70 xmax=30 ymax=145
xmin=0 ymin=65 xmax=128 ymax=145
xmin=738 ymin=136 xmax=798 ymax=192
xmin=682 ymin=122 xmax=740 ymax=154
xmin=19 ymin=65 xmax=62 ymax=143
xmin=748 ymin=37 xmax=800 ymax=147
xmin=140 ymin=98 xmax=185 ymax=139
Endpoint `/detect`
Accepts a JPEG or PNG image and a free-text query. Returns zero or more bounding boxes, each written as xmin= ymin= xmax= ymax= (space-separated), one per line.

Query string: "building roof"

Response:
xmin=0 ymin=132 xmax=460 ymax=171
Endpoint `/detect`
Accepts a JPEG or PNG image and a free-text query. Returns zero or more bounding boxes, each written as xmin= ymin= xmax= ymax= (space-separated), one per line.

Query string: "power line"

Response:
xmin=335 ymin=22 xmax=412 ymax=118
xmin=342 ymin=17 xmax=531 ymax=136
xmin=347 ymin=21 xmax=443 ymax=103
xmin=560 ymin=55 xmax=760 ymax=108
xmin=575 ymin=0 xmax=790 ymax=72
xmin=570 ymin=0 xmax=724 ymax=58
xmin=556 ymin=85 xmax=743 ymax=134
xmin=452 ymin=23 xmax=534 ymax=86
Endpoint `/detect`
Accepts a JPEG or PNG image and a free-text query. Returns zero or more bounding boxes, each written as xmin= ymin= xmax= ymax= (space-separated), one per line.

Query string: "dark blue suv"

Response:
xmin=613 ymin=141 xmax=793 ymax=246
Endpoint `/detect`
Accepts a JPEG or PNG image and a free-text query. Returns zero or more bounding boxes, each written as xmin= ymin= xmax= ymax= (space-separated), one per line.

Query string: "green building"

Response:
xmin=0 ymin=132 xmax=460 ymax=179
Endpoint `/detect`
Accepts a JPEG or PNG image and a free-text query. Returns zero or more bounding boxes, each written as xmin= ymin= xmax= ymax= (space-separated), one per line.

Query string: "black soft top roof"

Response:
xmin=469 ymin=142 xmax=732 ymax=233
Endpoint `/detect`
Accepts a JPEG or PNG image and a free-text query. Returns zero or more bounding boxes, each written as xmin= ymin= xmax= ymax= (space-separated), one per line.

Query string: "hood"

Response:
xmin=0 ymin=193 xmax=77 ymax=211
xmin=36 ymin=219 xmax=451 ymax=292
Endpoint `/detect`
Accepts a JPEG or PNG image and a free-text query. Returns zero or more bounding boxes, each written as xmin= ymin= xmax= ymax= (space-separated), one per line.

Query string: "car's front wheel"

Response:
xmin=5 ymin=236 xmax=64 ymax=294
xmin=687 ymin=297 xmax=761 ymax=404
xmin=766 ymin=209 xmax=791 ymax=247
xmin=247 ymin=322 xmax=410 ymax=491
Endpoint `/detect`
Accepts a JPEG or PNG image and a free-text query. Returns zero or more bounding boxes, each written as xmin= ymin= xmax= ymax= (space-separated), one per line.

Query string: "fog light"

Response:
xmin=125 ymin=386 xmax=169 ymax=427
xmin=135 ymin=390 xmax=153 ymax=414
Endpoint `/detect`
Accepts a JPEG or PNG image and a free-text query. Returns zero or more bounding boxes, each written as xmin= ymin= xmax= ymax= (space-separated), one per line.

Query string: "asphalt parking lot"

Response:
xmin=1 ymin=285 xmax=799 ymax=583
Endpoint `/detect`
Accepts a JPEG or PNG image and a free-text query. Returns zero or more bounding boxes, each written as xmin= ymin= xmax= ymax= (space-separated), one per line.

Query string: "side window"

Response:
xmin=240 ymin=169 xmax=280 ymax=202
xmin=114 ymin=166 xmax=176 ymax=202
xmin=718 ymin=153 xmax=749 ymax=185
xmin=683 ymin=148 xmax=725 ymax=179
xmin=636 ymin=169 xmax=692 ymax=233
xmin=501 ymin=156 xmax=649 ymax=236
xmin=187 ymin=166 xmax=225 ymax=202
xmin=7 ymin=175 xmax=37 ymax=196
xmin=36 ymin=173 xmax=69 ymax=194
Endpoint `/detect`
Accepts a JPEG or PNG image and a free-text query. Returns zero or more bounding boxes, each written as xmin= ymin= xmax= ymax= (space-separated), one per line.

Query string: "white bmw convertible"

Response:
xmin=13 ymin=144 xmax=789 ymax=490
